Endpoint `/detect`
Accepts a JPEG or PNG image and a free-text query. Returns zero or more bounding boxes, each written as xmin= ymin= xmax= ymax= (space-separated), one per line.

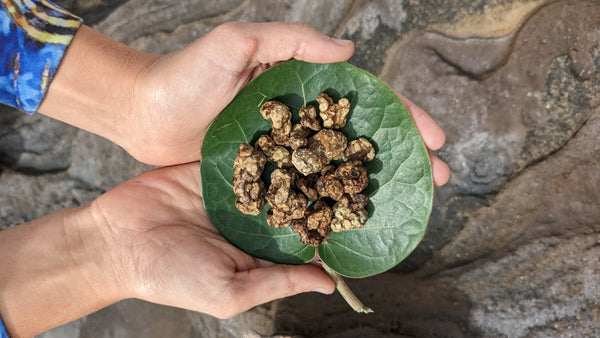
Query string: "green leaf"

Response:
xmin=201 ymin=60 xmax=433 ymax=278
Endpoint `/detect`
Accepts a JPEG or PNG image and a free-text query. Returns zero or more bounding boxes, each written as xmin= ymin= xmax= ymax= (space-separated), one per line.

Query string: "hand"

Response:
xmin=114 ymin=20 xmax=449 ymax=184
xmin=39 ymin=22 xmax=354 ymax=166
xmin=38 ymin=22 xmax=448 ymax=184
xmin=123 ymin=22 xmax=356 ymax=166
xmin=0 ymin=156 xmax=446 ymax=337
xmin=89 ymin=162 xmax=334 ymax=319
xmin=0 ymin=162 xmax=334 ymax=337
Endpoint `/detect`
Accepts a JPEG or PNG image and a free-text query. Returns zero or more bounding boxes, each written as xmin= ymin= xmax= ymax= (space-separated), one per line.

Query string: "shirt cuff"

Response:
xmin=0 ymin=0 xmax=83 ymax=114
xmin=0 ymin=313 xmax=9 ymax=338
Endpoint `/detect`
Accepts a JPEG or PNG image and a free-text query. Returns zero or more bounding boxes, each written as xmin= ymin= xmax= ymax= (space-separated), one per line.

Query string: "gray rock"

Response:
xmin=0 ymin=108 xmax=75 ymax=173
xmin=122 ymin=0 xmax=354 ymax=54
xmin=54 ymin=0 xmax=126 ymax=25
xmin=67 ymin=129 xmax=152 ymax=192
xmin=381 ymin=1 xmax=600 ymax=198
xmin=0 ymin=170 xmax=102 ymax=229
xmin=380 ymin=1 xmax=600 ymax=274
xmin=94 ymin=0 xmax=245 ymax=45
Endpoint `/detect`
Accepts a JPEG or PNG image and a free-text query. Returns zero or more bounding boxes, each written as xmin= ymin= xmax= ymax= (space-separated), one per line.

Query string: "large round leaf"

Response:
xmin=201 ymin=60 xmax=433 ymax=278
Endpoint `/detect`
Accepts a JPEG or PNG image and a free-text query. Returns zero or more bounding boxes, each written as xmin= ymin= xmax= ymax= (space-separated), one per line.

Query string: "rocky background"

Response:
xmin=0 ymin=0 xmax=597 ymax=337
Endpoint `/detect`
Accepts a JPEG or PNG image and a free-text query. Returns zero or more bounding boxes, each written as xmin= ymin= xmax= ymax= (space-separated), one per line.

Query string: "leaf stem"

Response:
xmin=322 ymin=264 xmax=373 ymax=313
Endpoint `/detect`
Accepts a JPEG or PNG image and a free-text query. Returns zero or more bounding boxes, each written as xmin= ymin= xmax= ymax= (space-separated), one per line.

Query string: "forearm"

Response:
xmin=37 ymin=25 xmax=158 ymax=148
xmin=0 ymin=205 xmax=121 ymax=337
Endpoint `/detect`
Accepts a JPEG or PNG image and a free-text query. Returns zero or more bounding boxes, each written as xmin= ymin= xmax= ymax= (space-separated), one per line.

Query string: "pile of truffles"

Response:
xmin=233 ymin=93 xmax=375 ymax=246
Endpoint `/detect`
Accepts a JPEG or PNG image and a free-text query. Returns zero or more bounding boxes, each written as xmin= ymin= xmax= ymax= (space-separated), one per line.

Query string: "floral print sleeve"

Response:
xmin=0 ymin=314 xmax=8 ymax=338
xmin=0 ymin=0 xmax=82 ymax=114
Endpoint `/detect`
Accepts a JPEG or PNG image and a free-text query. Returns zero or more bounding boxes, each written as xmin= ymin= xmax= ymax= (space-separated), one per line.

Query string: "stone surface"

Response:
xmin=275 ymin=112 xmax=600 ymax=337
xmin=0 ymin=107 xmax=75 ymax=174
xmin=0 ymin=0 xmax=597 ymax=337
xmin=38 ymin=299 xmax=280 ymax=338
xmin=380 ymin=0 xmax=600 ymax=272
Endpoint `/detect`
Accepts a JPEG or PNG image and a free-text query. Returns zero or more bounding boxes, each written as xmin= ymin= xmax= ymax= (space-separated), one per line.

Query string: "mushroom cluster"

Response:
xmin=233 ymin=93 xmax=375 ymax=246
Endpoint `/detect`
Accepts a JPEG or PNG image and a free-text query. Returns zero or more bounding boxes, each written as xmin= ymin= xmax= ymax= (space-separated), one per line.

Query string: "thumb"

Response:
xmin=230 ymin=263 xmax=335 ymax=313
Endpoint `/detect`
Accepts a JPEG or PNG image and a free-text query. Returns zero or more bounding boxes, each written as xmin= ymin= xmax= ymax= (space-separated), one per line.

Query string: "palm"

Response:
xmin=128 ymin=27 xmax=276 ymax=167
xmin=93 ymin=163 xmax=264 ymax=316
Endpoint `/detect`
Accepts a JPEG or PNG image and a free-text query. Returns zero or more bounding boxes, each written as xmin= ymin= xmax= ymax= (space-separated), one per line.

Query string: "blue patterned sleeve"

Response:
xmin=0 ymin=314 xmax=8 ymax=338
xmin=0 ymin=0 xmax=82 ymax=114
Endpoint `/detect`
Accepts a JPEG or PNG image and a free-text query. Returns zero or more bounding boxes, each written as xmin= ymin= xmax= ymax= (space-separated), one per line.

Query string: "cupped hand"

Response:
xmin=126 ymin=22 xmax=355 ymax=166
xmin=89 ymin=162 xmax=334 ymax=319
xmin=125 ymin=21 xmax=449 ymax=185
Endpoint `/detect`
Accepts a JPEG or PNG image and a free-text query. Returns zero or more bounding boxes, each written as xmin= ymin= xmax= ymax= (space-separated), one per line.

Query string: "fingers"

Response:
xmin=397 ymin=93 xmax=446 ymax=151
xmin=430 ymin=154 xmax=450 ymax=187
xmin=223 ymin=264 xmax=335 ymax=318
xmin=207 ymin=22 xmax=354 ymax=69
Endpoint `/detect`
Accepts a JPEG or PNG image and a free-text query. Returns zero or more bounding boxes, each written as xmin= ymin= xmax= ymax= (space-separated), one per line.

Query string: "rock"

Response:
xmin=380 ymin=0 xmax=600 ymax=273
xmin=54 ymin=0 xmax=126 ymax=25
xmin=381 ymin=1 xmax=600 ymax=198
xmin=67 ymin=129 xmax=152 ymax=192
xmin=39 ymin=300 xmax=279 ymax=338
xmin=336 ymin=0 xmax=406 ymax=74
xmin=119 ymin=0 xmax=354 ymax=54
xmin=425 ymin=112 xmax=600 ymax=273
xmin=455 ymin=235 xmax=600 ymax=337
xmin=0 ymin=170 xmax=102 ymax=230
xmin=94 ymin=0 xmax=245 ymax=45
xmin=0 ymin=107 xmax=75 ymax=173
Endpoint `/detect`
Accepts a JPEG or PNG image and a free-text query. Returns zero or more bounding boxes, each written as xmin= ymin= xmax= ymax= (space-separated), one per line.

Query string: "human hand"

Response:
xmin=0 ymin=161 xmax=335 ymax=337
xmin=0 ymin=148 xmax=446 ymax=337
xmin=123 ymin=22 xmax=355 ymax=165
xmin=88 ymin=162 xmax=334 ymax=319
xmin=39 ymin=22 xmax=448 ymax=184
xmin=126 ymin=21 xmax=451 ymax=184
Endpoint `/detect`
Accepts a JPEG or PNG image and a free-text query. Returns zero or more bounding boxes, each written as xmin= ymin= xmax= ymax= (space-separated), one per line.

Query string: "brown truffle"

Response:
xmin=315 ymin=171 xmax=345 ymax=201
xmin=235 ymin=94 xmax=374 ymax=245
xmin=296 ymin=173 xmax=319 ymax=201
xmin=260 ymin=101 xmax=292 ymax=146
xmin=292 ymin=200 xmax=333 ymax=246
xmin=256 ymin=134 xmax=292 ymax=168
xmin=340 ymin=192 xmax=369 ymax=212
xmin=264 ymin=168 xmax=308 ymax=227
xmin=232 ymin=143 xmax=267 ymax=215
xmin=299 ymin=105 xmax=322 ymax=131
xmin=309 ymin=129 xmax=347 ymax=162
xmin=344 ymin=137 xmax=375 ymax=162
xmin=316 ymin=93 xmax=350 ymax=129
xmin=291 ymin=148 xmax=328 ymax=176
xmin=335 ymin=161 xmax=369 ymax=195
xmin=288 ymin=123 xmax=311 ymax=150
xmin=330 ymin=202 xmax=368 ymax=232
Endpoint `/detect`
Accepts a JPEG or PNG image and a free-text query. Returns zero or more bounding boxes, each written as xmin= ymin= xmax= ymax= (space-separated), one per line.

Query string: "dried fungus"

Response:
xmin=233 ymin=94 xmax=375 ymax=246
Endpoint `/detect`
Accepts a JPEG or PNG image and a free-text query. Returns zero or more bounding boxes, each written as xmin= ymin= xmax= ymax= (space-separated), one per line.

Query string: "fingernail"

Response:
xmin=332 ymin=38 xmax=352 ymax=47
xmin=312 ymin=287 xmax=330 ymax=294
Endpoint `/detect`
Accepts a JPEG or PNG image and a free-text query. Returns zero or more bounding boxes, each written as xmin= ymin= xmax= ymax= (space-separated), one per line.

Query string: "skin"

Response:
xmin=0 ymin=22 xmax=450 ymax=337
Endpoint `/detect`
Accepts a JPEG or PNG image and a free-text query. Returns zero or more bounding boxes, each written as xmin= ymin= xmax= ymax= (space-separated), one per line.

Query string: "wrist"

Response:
xmin=0 ymin=205 xmax=125 ymax=336
xmin=38 ymin=25 xmax=158 ymax=150
xmin=68 ymin=203 xmax=130 ymax=303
